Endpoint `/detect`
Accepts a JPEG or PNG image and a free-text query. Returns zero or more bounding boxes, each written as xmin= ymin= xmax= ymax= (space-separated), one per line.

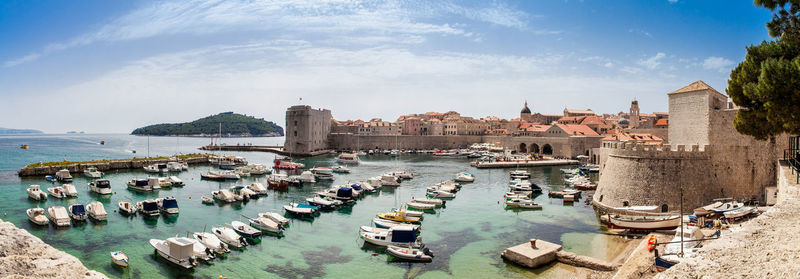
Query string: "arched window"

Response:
xmin=661 ymin=204 xmax=669 ymax=213
xmin=622 ymin=201 xmax=629 ymax=207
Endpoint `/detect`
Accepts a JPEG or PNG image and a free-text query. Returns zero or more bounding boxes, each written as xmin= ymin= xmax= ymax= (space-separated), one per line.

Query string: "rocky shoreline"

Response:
xmin=0 ymin=220 xmax=106 ymax=279
xmin=656 ymin=161 xmax=800 ymax=278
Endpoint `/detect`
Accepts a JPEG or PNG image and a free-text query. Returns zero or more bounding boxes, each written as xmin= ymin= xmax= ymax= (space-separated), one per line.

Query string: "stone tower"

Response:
xmin=520 ymin=101 xmax=531 ymax=122
xmin=284 ymin=105 xmax=332 ymax=155
xmin=667 ymin=80 xmax=727 ymax=147
xmin=629 ymin=99 xmax=640 ymax=128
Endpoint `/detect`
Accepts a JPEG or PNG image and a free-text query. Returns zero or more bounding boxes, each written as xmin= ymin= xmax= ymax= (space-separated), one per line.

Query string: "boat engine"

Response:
xmin=423 ymin=248 xmax=434 ymax=257
xmin=239 ymin=237 xmax=248 ymax=247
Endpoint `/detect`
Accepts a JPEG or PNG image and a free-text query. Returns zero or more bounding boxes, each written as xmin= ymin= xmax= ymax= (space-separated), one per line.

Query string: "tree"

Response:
xmin=727 ymin=0 xmax=800 ymax=139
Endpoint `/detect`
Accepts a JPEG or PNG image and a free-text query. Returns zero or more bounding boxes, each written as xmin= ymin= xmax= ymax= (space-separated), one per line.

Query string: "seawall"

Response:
xmin=18 ymin=155 xmax=211 ymax=177
xmin=0 ymin=219 xmax=107 ymax=278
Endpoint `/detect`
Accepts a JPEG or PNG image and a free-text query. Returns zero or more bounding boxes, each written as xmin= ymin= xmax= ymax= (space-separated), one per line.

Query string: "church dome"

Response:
xmin=618 ymin=118 xmax=629 ymax=124
xmin=521 ymin=101 xmax=531 ymax=114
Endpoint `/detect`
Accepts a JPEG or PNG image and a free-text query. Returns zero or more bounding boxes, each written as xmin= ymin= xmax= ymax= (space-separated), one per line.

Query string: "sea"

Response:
xmin=0 ymin=134 xmax=621 ymax=279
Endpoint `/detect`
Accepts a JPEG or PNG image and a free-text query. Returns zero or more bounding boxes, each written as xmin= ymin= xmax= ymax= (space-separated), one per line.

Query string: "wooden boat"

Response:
xmin=110 ymin=251 xmax=129 ymax=267
xmin=710 ymin=201 xmax=745 ymax=213
xmin=406 ymin=202 xmax=435 ymax=211
xmin=548 ymin=189 xmax=581 ymax=198
xmin=377 ymin=211 xmax=421 ymax=224
xmin=654 ymin=249 xmax=677 ymax=272
xmin=563 ymin=195 xmax=575 ymax=202
xmin=372 ymin=218 xmax=421 ymax=231
xmin=573 ymin=182 xmax=597 ymax=190
xmin=608 ymin=215 xmax=680 ymax=231
xmin=230 ymin=221 xmax=262 ymax=238
xmin=27 ymin=208 xmax=49 ymax=225
xmin=612 ymin=205 xmax=661 ymax=214
xmin=118 ymin=201 xmax=136 ymax=215
xmin=693 ymin=201 xmax=723 ymax=217
xmin=723 ymin=206 xmax=756 ymax=219
xmin=386 ymin=245 xmax=434 ymax=262
xmin=411 ymin=198 xmax=445 ymax=207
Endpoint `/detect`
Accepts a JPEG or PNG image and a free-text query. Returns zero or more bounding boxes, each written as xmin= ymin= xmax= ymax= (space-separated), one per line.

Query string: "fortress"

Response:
xmin=592 ymin=81 xmax=787 ymax=213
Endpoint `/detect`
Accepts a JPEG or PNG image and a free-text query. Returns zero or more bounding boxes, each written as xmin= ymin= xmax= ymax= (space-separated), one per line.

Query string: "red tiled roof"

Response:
xmin=655 ymin=118 xmax=669 ymax=126
xmin=555 ymin=124 xmax=600 ymax=136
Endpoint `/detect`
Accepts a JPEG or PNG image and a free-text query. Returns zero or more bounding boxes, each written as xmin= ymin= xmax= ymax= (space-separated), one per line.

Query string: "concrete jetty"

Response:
xmin=502 ymin=239 xmax=619 ymax=271
xmin=472 ymin=159 xmax=579 ymax=169
xmin=18 ymin=155 xmax=210 ymax=177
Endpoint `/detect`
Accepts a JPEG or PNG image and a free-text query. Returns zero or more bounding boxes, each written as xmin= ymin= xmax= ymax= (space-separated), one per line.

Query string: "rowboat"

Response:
xmin=110 ymin=251 xmax=129 ymax=267
xmin=386 ymin=245 xmax=434 ymax=262
xmin=608 ymin=215 xmax=680 ymax=231
xmin=406 ymin=202 xmax=435 ymax=211
xmin=723 ymin=206 xmax=756 ymax=219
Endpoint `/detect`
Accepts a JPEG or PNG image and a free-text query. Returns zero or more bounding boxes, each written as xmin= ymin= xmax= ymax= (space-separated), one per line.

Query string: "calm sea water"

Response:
xmin=0 ymin=134 xmax=615 ymax=279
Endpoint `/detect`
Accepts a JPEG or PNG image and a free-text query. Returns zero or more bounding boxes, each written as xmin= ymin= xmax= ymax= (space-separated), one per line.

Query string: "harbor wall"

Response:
xmin=18 ymin=156 xmax=211 ymax=177
xmin=483 ymin=136 xmax=603 ymax=158
xmin=0 ymin=219 xmax=107 ymax=278
xmin=327 ymin=134 xmax=483 ymax=151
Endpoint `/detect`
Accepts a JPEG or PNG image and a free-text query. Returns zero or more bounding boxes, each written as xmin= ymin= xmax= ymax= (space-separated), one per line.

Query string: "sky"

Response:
xmin=0 ymin=0 xmax=776 ymax=133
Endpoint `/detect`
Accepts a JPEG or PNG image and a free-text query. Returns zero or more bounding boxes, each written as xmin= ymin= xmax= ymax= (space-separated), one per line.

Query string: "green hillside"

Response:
xmin=131 ymin=112 xmax=283 ymax=137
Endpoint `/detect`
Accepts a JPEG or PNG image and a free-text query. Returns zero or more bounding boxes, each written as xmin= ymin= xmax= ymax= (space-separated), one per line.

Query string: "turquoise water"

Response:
xmin=0 ymin=134 xmax=614 ymax=278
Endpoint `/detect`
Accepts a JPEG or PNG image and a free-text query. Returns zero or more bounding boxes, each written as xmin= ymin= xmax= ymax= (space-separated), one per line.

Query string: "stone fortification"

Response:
xmin=0 ymin=220 xmax=106 ymax=279
xmin=18 ymin=156 xmax=210 ymax=177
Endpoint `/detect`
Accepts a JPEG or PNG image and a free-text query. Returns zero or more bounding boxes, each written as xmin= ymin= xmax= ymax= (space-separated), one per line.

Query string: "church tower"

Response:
xmin=520 ymin=101 xmax=531 ymax=122
xmin=630 ymin=99 xmax=640 ymax=128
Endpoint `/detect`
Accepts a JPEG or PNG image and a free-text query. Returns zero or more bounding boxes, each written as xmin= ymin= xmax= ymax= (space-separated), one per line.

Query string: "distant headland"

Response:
xmin=0 ymin=128 xmax=43 ymax=134
xmin=131 ymin=112 xmax=284 ymax=137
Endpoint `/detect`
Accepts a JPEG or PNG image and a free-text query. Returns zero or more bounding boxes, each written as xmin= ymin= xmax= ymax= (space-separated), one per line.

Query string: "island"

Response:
xmin=131 ymin=112 xmax=284 ymax=137
xmin=0 ymin=128 xmax=43 ymax=134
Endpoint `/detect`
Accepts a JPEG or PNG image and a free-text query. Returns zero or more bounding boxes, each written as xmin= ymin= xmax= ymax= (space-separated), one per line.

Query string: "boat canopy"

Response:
xmin=350 ymin=184 xmax=363 ymax=191
xmin=162 ymin=198 xmax=178 ymax=209
xmin=95 ymin=179 xmax=111 ymax=188
xmin=71 ymin=204 xmax=86 ymax=215
xmin=337 ymin=187 xmax=353 ymax=198
xmin=135 ymin=179 xmax=149 ymax=186
xmin=297 ymin=203 xmax=318 ymax=210
xmin=390 ymin=228 xmax=418 ymax=243
xmin=142 ymin=201 xmax=158 ymax=211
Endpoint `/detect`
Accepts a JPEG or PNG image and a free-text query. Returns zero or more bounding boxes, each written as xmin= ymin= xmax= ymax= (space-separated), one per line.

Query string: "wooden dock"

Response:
xmin=472 ymin=159 xmax=579 ymax=169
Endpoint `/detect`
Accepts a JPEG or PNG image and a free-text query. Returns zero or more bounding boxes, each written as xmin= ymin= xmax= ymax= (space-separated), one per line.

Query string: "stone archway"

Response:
xmin=542 ymin=144 xmax=553 ymax=155
xmin=529 ymin=143 xmax=540 ymax=154
xmin=519 ymin=143 xmax=527 ymax=153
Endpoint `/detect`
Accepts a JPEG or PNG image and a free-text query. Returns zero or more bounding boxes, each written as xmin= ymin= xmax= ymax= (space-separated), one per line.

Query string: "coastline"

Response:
xmin=130 ymin=133 xmax=282 ymax=137
xmin=0 ymin=219 xmax=106 ymax=279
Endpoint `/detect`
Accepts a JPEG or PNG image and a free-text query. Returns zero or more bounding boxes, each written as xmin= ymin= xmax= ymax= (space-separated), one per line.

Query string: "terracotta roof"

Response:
xmin=669 ymin=80 xmax=723 ymax=96
xmin=557 ymin=116 xmax=586 ymax=123
xmin=603 ymin=132 xmax=663 ymax=144
xmin=564 ymin=109 xmax=595 ymax=114
xmin=555 ymin=124 xmax=600 ymax=137
xmin=524 ymin=124 xmax=551 ymax=133
xmin=580 ymin=116 xmax=608 ymax=125
xmin=655 ymin=118 xmax=669 ymax=126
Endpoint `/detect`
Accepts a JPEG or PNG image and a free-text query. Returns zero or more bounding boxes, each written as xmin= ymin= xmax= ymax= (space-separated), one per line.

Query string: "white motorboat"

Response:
xmin=149 ymin=237 xmax=197 ymax=269
xmin=381 ymin=174 xmax=400 ymax=186
xmin=167 ymin=176 xmax=184 ymax=186
xmin=411 ymin=198 xmax=445 ymax=207
xmin=48 ymin=206 xmax=70 ymax=226
xmin=723 ymin=206 xmax=756 ymax=219
xmin=357 ymin=181 xmax=376 ymax=192
xmin=136 ymin=200 xmax=160 ymax=217
xmin=331 ymin=165 xmax=351 ymax=173
xmin=436 ymin=181 xmax=460 ymax=192
xmin=86 ymin=202 xmax=107 ymax=221
xmin=509 ymin=170 xmax=530 ymax=179
xmin=306 ymin=196 xmax=338 ymax=210
xmin=230 ymin=186 xmax=258 ymax=200
xmin=166 ymin=162 xmax=186 ymax=172
xmin=611 ymin=205 xmax=661 ymax=214
xmin=284 ymin=203 xmax=317 ymax=217
xmin=118 ymin=201 xmax=136 ymax=215
xmin=392 ymin=170 xmax=413 ymax=180
xmin=372 ymin=218 xmax=421 ymax=231
xmin=242 ymin=164 xmax=270 ymax=175
xmin=212 ymin=189 xmax=237 ymax=203
xmin=242 ymin=215 xmax=283 ymax=235
xmin=505 ymin=198 xmax=541 ymax=209
xmin=156 ymin=177 xmax=172 ymax=188
xmin=185 ymin=237 xmax=215 ymax=262
xmin=406 ymin=201 xmax=436 ymax=211
xmin=110 ymin=251 xmax=129 ymax=267
xmin=230 ymin=221 xmax=262 ymax=238
xmin=62 ymin=184 xmax=78 ymax=197
xmin=608 ymin=215 xmax=681 ymax=230
xmin=246 ymin=183 xmax=268 ymax=195
xmin=710 ymin=201 xmax=745 ymax=213
xmin=88 ymin=179 xmax=112 ymax=195
xmin=504 ymin=192 xmax=531 ymax=200
xmin=311 ymin=167 xmax=334 ymax=180
xmin=84 ymin=166 xmax=103 ymax=178
xmin=193 ymin=232 xmax=230 ymax=254
xmin=427 ymin=190 xmax=455 ymax=199
xmin=297 ymin=171 xmax=316 ymax=183
xmin=661 ymin=226 xmax=705 ymax=263
xmin=211 ymin=226 xmax=247 ymax=248
xmin=27 ymin=207 xmax=49 ymax=225
xmin=394 ymin=209 xmax=424 ymax=218
xmin=360 ymin=226 xmax=423 ymax=248
xmin=68 ymin=204 xmax=87 ymax=221
xmin=156 ymin=197 xmax=179 ymax=214
xmin=510 ymin=184 xmax=532 ymax=192
xmin=234 ymin=166 xmax=251 ymax=177
xmin=201 ymin=196 xmax=214 ymax=205
xmin=55 ymin=169 xmax=72 ymax=182
xmin=126 ymin=178 xmax=158 ymax=191
xmin=143 ymin=163 xmax=169 ymax=173
xmin=386 ymin=245 xmax=434 ymax=262
xmin=454 ymin=171 xmax=475 ymax=182
xmin=367 ymin=177 xmax=383 ymax=188
xmin=27 ymin=185 xmax=47 ymax=200
xmin=259 ymin=212 xmax=289 ymax=226
xmin=336 ymin=152 xmax=360 ymax=164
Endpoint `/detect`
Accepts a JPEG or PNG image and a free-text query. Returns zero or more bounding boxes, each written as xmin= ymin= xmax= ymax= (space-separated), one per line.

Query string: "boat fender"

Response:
xmin=647 ymin=235 xmax=656 ymax=251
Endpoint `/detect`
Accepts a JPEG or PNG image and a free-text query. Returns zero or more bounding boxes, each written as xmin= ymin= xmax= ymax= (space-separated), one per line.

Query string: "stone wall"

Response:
xmin=668 ymin=90 xmax=711 ymax=147
xmin=284 ymin=105 xmax=332 ymax=154
xmin=327 ymin=134 xmax=483 ymax=151
xmin=484 ymin=136 xmax=602 ymax=158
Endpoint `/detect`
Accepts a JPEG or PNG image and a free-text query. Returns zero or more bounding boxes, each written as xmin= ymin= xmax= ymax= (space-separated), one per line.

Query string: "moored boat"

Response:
xmin=259 ymin=212 xmax=290 ymax=227
xmin=118 ymin=201 xmax=136 ymax=215
xmin=110 ymin=251 xmax=129 ymax=267
xmin=55 ymin=169 xmax=72 ymax=182
xmin=27 ymin=185 xmax=47 ymax=200
xmin=386 ymin=245 xmax=434 ymax=262
xmin=360 ymin=226 xmax=423 ymax=248
xmin=212 ymin=226 xmax=247 ymax=248
xmin=48 ymin=206 xmax=70 ymax=226
xmin=83 ymin=166 xmax=103 ymax=178
xmin=149 ymin=237 xmax=197 ymax=269
xmin=27 ymin=207 xmax=49 ymax=225
xmin=608 ymin=215 xmax=681 ymax=231
xmin=231 ymin=221 xmax=262 ymax=238
xmin=86 ymin=202 xmax=107 ymax=221
xmin=193 ymin=232 xmax=230 ymax=254
xmin=136 ymin=200 xmax=160 ymax=217
xmin=284 ymin=203 xmax=318 ymax=217
xmin=377 ymin=211 xmax=421 ymax=224
xmin=68 ymin=204 xmax=87 ymax=221
xmin=454 ymin=171 xmax=475 ymax=182
xmin=372 ymin=218 xmax=421 ymax=231
xmin=156 ymin=197 xmax=179 ymax=214
xmin=88 ymin=179 xmax=112 ymax=195
xmin=406 ymin=202 xmax=435 ymax=211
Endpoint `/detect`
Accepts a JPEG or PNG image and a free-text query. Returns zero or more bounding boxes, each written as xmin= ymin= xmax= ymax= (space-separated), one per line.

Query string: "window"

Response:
xmin=622 ymin=201 xmax=629 ymax=207
xmin=294 ymin=131 xmax=297 ymax=137
xmin=661 ymin=204 xmax=669 ymax=213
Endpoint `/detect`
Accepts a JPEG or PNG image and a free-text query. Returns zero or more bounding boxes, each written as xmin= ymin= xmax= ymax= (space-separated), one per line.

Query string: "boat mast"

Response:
xmin=679 ymin=159 xmax=684 ymax=258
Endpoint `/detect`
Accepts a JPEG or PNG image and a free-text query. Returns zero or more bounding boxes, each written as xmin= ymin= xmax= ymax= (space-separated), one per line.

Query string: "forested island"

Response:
xmin=131 ymin=112 xmax=283 ymax=137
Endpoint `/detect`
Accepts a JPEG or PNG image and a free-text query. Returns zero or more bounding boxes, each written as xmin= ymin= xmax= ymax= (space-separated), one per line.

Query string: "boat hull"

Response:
xmin=609 ymin=216 xmax=680 ymax=231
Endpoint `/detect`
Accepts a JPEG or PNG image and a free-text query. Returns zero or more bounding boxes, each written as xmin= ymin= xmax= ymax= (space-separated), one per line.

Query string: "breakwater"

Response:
xmin=17 ymin=154 xmax=211 ymax=176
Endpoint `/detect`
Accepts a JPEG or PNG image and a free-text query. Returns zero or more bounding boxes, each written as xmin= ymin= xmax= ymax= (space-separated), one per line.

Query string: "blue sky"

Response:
xmin=0 ymin=0 xmax=774 ymax=133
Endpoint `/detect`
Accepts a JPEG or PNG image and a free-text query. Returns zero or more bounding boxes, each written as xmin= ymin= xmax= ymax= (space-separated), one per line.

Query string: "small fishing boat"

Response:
xmin=231 ymin=221 xmax=262 ymax=238
xmin=331 ymin=165 xmax=351 ymax=173
xmin=509 ymin=184 xmax=533 ymax=192
xmin=372 ymin=218 xmax=421 ymax=231
xmin=259 ymin=212 xmax=290 ymax=227
xmin=509 ymin=170 xmax=531 ymax=179
xmin=242 ymin=164 xmax=271 ymax=175
xmin=126 ymin=179 xmax=157 ymax=191
xmin=86 ymin=202 xmax=107 ymax=221
xmin=693 ymin=201 xmax=724 ymax=217
xmin=411 ymin=198 xmax=445 ymax=207
xmin=267 ymin=174 xmax=290 ymax=190
xmin=186 ymin=237 xmax=215 ymax=262
xmin=284 ymin=203 xmax=318 ymax=217
xmin=427 ymin=190 xmax=455 ymax=199
xmin=200 ymin=172 xmax=224 ymax=181
xmin=406 ymin=202 xmax=435 ymax=211
xmin=380 ymin=174 xmax=401 ymax=186
xmin=149 ymin=237 xmax=197 ymax=269
xmin=60 ymin=184 xmax=78 ymax=197
xmin=55 ymin=169 xmax=72 ymax=182
xmin=212 ymin=189 xmax=237 ymax=203
xmin=336 ymin=152 xmax=360 ymax=164
xmin=454 ymin=172 xmax=475 ymax=182
xmin=723 ymin=206 xmax=756 ymax=219
xmin=386 ymin=245 xmax=434 ymax=262
xmin=110 ymin=251 xmax=129 ymax=267
xmin=156 ymin=197 xmax=179 ymax=214
xmin=143 ymin=163 xmax=169 ymax=173
xmin=710 ymin=201 xmax=745 ymax=213
xmin=27 ymin=208 xmax=49 ymax=225
xmin=27 ymin=185 xmax=47 ymax=200
xmin=20 ymin=144 xmax=29 ymax=149
xmin=118 ymin=201 xmax=136 ymax=215
xmin=573 ymin=182 xmax=597 ymax=190
xmin=394 ymin=209 xmax=424 ymax=218
xmin=563 ymin=194 xmax=575 ymax=202
xmin=166 ymin=161 xmax=187 ymax=172
xmin=377 ymin=211 xmax=421 ymax=224
xmin=548 ymin=189 xmax=582 ymax=198
xmin=296 ymin=171 xmax=316 ymax=183
xmin=68 ymin=204 xmax=87 ymax=221
xmin=246 ymin=183 xmax=268 ymax=195
xmin=47 ymin=186 xmax=68 ymax=199
xmin=230 ymin=186 xmax=258 ymax=200
xmin=505 ymin=198 xmax=539 ymax=208
xmin=83 ymin=167 xmax=103 ymax=178
xmin=201 ymin=196 xmax=214 ymax=205
xmin=311 ymin=167 xmax=335 ymax=180
xmin=608 ymin=215 xmax=681 ymax=231
xmin=611 ymin=205 xmax=661 ymax=214
xmin=306 ymin=196 xmax=338 ymax=210
xmin=88 ymin=179 xmax=112 ymax=195
xmin=360 ymin=226 xmax=423 ymax=248
xmin=392 ymin=169 xmax=413 ymax=180
xmin=136 ymin=200 xmax=160 ymax=217
xmin=212 ymin=226 xmax=247 ymax=248
xmin=193 ymin=232 xmax=230 ymax=254
xmin=45 ymin=175 xmax=57 ymax=183
xmin=48 ymin=206 xmax=70 ymax=226
xmin=242 ymin=215 xmax=283 ymax=235
xmin=504 ymin=192 xmax=531 ymax=200
xmin=210 ymin=170 xmax=240 ymax=180
xmin=167 ymin=176 xmax=184 ymax=186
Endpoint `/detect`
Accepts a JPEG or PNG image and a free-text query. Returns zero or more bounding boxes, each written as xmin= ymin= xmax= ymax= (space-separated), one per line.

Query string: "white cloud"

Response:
xmin=3 ymin=53 xmax=41 ymax=68
xmin=668 ymin=0 xmax=678 ymax=3
xmin=702 ymin=56 xmax=734 ymax=73
xmin=604 ymin=62 xmax=614 ymax=68
xmin=637 ymin=52 xmax=666 ymax=70
xmin=621 ymin=66 xmax=643 ymax=74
